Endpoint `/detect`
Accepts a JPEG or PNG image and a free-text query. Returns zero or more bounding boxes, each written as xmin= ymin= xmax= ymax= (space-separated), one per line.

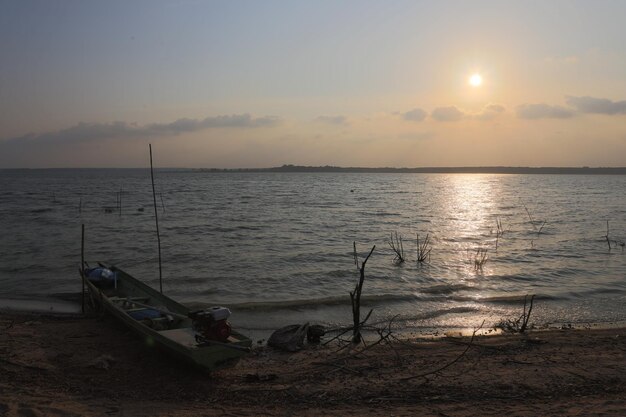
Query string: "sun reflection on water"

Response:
xmin=435 ymin=174 xmax=506 ymax=279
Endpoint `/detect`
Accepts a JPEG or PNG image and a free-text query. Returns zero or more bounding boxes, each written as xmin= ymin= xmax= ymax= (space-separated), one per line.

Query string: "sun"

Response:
xmin=469 ymin=73 xmax=483 ymax=87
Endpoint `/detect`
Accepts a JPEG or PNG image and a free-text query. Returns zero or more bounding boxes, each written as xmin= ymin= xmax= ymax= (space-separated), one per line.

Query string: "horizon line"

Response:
xmin=2 ymin=165 xmax=626 ymax=174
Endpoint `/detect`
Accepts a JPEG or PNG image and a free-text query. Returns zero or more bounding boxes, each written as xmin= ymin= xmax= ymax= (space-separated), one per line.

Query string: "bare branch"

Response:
xmin=416 ymin=233 xmax=432 ymax=263
xmin=496 ymin=294 xmax=536 ymax=333
xmin=401 ymin=321 xmax=485 ymax=381
xmin=351 ymin=243 xmax=376 ymax=344
xmin=387 ymin=232 xmax=405 ymax=263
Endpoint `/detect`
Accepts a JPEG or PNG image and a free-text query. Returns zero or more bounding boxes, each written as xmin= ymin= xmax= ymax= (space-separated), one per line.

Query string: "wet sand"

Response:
xmin=1 ymin=311 xmax=625 ymax=416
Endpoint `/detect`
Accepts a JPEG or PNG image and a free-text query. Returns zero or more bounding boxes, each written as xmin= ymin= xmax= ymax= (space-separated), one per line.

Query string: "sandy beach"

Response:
xmin=1 ymin=311 xmax=625 ymax=416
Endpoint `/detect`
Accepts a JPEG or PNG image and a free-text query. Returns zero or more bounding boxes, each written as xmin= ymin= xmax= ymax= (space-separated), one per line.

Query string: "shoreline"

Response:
xmin=2 ymin=311 xmax=625 ymax=416
xmin=0 ymin=293 xmax=626 ymax=338
xmin=3 ymin=295 xmax=626 ymax=341
xmin=0 ymin=296 xmax=82 ymax=316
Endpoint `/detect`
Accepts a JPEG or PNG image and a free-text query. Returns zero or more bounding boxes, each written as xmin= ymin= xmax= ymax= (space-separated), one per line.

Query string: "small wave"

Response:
xmin=493 ymin=274 xmax=538 ymax=282
xmin=236 ymin=225 xmax=264 ymax=231
xmin=403 ymin=306 xmax=480 ymax=321
xmin=587 ymin=286 xmax=626 ymax=295
xmin=207 ymin=226 xmax=236 ymax=233
xmin=565 ymin=287 xmax=626 ymax=298
xmin=0 ymin=263 xmax=50 ymax=273
xmin=478 ymin=294 xmax=561 ymax=304
xmin=30 ymin=208 xmax=54 ymax=214
xmin=419 ymin=283 xmax=474 ymax=295
xmin=224 ymin=293 xmax=419 ymax=311
xmin=356 ymin=211 xmax=399 ymax=217
xmin=373 ymin=211 xmax=400 ymax=217
xmin=326 ymin=269 xmax=353 ymax=278
xmin=198 ymin=287 xmax=219 ymax=295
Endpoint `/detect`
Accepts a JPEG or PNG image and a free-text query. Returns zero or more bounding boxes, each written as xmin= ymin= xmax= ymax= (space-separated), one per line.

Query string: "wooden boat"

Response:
xmin=82 ymin=264 xmax=252 ymax=371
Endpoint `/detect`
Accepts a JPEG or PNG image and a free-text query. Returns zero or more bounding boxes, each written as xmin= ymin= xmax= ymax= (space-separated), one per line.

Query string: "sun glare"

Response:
xmin=469 ymin=73 xmax=483 ymax=87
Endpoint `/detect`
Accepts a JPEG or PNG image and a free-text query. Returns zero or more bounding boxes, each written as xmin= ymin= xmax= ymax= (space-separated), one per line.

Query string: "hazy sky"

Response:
xmin=1 ymin=0 xmax=626 ymax=168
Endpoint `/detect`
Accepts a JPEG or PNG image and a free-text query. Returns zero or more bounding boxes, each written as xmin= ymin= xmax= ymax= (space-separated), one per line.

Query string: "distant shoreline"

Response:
xmin=195 ymin=165 xmax=626 ymax=174
xmin=3 ymin=166 xmax=626 ymax=174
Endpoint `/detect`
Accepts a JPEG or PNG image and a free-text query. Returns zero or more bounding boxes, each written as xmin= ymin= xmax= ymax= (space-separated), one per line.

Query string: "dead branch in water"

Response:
xmin=496 ymin=294 xmax=536 ymax=333
xmin=387 ymin=232 xmax=405 ymax=263
xmin=416 ymin=233 xmax=432 ymax=264
xmin=469 ymin=248 xmax=488 ymax=271
xmin=495 ymin=217 xmax=504 ymax=251
xmin=350 ymin=243 xmax=376 ymax=344
xmin=604 ymin=220 xmax=625 ymax=251
xmin=523 ymin=204 xmax=535 ymax=230
xmin=523 ymin=203 xmax=548 ymax=241
xmin=532 ymin=218 xmax=547 ymax=245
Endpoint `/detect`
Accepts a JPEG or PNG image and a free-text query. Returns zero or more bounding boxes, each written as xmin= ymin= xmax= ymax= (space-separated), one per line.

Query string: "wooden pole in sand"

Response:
xmin=149 ymin=144 xmax=163 ymax=293
xmin=81 ymin=223 xmax=85 ymax=314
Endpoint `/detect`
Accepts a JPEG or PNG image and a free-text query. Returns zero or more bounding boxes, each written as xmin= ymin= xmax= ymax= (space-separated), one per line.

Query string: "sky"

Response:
xmin=1 ymin=0 xmax=626 ymax=168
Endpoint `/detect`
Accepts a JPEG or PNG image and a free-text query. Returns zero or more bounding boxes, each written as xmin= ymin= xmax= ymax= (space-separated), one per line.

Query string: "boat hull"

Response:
xmin=83 ymin=265 xmax=251 ymax=371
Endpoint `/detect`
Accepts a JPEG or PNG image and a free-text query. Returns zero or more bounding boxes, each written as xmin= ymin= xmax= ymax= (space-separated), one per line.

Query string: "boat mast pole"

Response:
xmin=149 ymin=144 xmax=163 ymax=293
xmin=81 ymin=223 xmax=85 ymax=313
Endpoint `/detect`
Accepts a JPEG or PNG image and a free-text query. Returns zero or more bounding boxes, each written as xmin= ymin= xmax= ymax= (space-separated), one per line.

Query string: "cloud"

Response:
xmin=565 ymin=96 xmax=626 ymax=115
xmin=516 ymin=103 xmax=574 ymax=119
xmin=402 ymin=108 xmax=427 ymax=122
xmin=431 ymin=106 xmax=464 ymax=122
xmin=473 ymin=104 xmax=506 ymax=121
xmin=397 ymin=132 xmax=435 ymax=141
xmin=315 ymin=115 xmax=349 ymax=125
xmin=485 ymin=104 xmax=505 ymax=113
xmin=1 ymin=114 xmax=280 ymax=146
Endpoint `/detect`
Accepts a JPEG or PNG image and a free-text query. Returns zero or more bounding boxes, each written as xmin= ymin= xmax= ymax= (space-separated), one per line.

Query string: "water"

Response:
xmin=1 ymin=169 xmax=625 ymax=336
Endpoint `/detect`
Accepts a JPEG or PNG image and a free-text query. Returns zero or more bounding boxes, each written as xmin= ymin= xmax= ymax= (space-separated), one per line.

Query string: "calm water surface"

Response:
xmin=1 ymin=169 xmax=625 ymax=335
